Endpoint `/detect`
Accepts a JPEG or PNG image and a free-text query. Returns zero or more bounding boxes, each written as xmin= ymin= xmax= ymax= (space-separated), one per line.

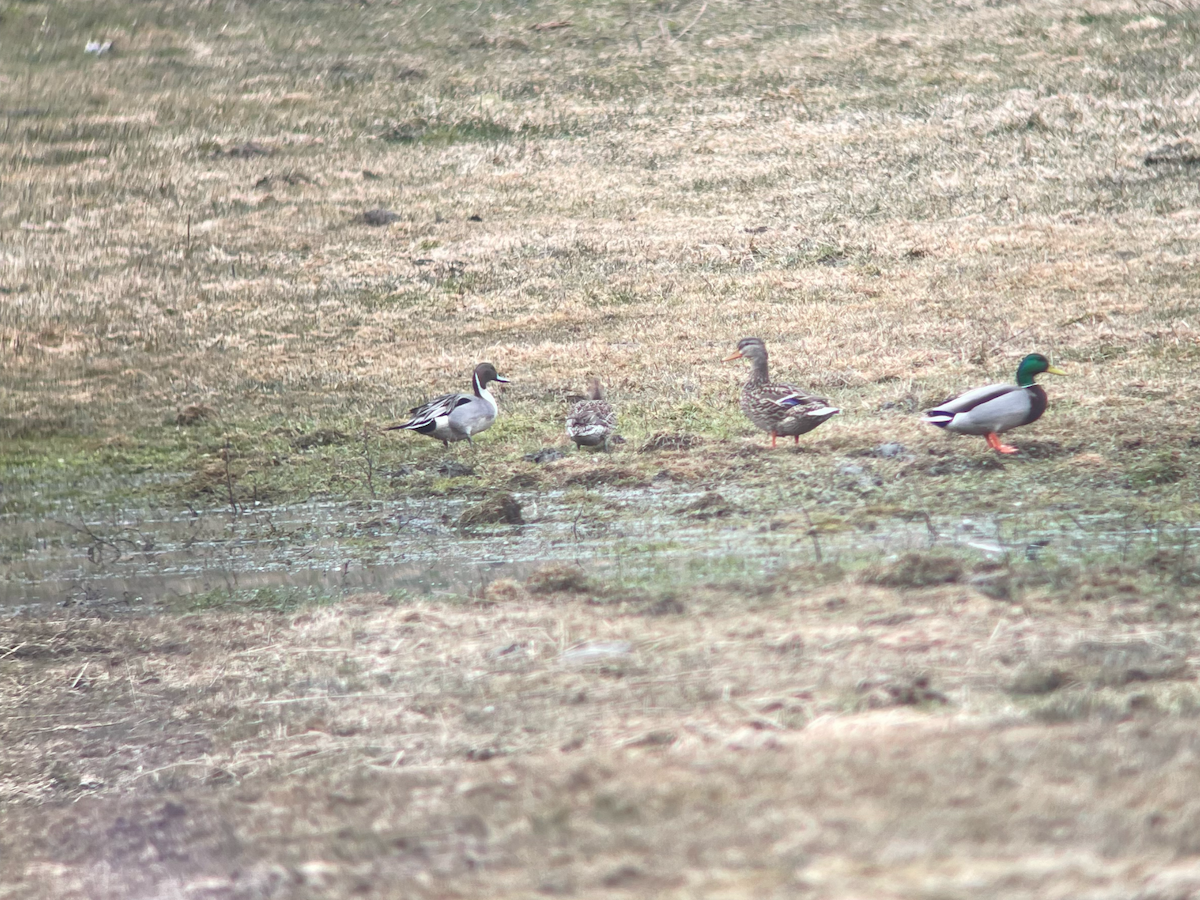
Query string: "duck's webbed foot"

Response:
xmin=986 ymin=433 xmax=1019 ymax=454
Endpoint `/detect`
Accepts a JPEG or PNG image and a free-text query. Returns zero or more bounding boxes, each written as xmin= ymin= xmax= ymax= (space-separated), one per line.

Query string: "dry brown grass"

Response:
xmin=3 ymin=0 xmax=1200 ymax=896
xmin=4 ymin=579 xmax=1200 ymax=899
xmin=3 ymin=0 xmax=1200 ymax=459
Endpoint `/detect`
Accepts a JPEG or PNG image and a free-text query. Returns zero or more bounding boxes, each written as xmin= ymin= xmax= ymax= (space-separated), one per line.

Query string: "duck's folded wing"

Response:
xmin=954 ymin=388 xmax=1035 ymax=432
xmin=567 ymin=401 xmax=616 ymax=437
xmin=390 ymin=392 xmax=471 ymax=430
xmin=923 ymin=383 xmax=1012 ymax=419
xmin=766 ymin=385 xmax=838 ymax=416
xmin=924 ymin=384 xmax=1035 ymax=432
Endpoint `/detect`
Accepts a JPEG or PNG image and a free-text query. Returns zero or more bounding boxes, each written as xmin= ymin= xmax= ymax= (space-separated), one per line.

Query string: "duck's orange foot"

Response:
xmin=986 ymin=433 xmax=1019 ymax=454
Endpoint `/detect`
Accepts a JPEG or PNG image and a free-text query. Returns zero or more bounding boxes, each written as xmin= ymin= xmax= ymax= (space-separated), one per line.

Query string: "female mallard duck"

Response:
xmin=566 ymin=377 xmax=618 ymax=450
xmin=922 ymin=353 xmax=1065 ymax=454
xmin=724 ymin=338 xmax=840 ymax=447
xmin=388 ymin=362 xmax=510 ymax=447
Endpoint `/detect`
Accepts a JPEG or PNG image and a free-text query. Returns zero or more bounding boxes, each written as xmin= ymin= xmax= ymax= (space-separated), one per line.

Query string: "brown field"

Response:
xmin=2 ymin=0 xmax=1200 ymax=897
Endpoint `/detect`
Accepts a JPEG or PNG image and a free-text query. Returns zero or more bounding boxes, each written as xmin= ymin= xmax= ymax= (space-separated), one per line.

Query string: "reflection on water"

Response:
xmin=0 ymin=484 xmax=1193 ymax=614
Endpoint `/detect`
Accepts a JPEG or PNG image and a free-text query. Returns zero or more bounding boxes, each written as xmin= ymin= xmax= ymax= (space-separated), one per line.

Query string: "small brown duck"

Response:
xmin=724 ymin=338 xmax=840 ymax=447
xmin=566 ymin=377 xmax=618 ymax=450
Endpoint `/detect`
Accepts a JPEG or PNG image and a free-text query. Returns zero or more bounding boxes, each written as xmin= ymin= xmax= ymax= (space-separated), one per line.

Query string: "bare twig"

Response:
xmin=223 ymin=436 xmax=240 ymax=517
xmin=796 ymin=502 xmax=823 ymax=563
xmin=52 ymin=517 xmax=135 ymax=562
xmin=361 ymin=425 xmax=376 ymax=499
xmin=29 ymin=720 xmax=127 ymax=735
xmin=674 ymin=0 xmax=708 ymax=40
xmin=0 ymin=642 xmax=28 ymax=661
xmin=723 ymin=686 xmax=786 ymax=730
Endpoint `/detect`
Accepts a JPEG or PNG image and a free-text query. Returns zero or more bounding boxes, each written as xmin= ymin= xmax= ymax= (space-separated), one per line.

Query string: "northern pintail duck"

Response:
xmin=922 ymin=353 xmax=1065 ymax=454
xmin=389 ymin=362 xmax=510 ymax=446
xmin=724 ymin=338 xmax=840 ymax=447
xmin=566 ymin=377 xmax=618 ymax=450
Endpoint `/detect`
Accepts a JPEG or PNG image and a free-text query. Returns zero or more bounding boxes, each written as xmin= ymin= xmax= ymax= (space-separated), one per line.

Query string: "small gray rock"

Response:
xmin=873 ymin=442 xmax=909 ymax=458
xmin=358 ymin=208 xmax=401 ymax=226
xmin=524 ymin=447 xmax=564 ymax=464
xmin=559 ymin=641 xmax=632 ymax=667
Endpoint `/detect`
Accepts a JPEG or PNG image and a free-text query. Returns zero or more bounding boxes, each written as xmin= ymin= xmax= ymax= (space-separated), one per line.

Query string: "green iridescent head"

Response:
xmin=1015 ymin=353 xmax=1066 ymax=387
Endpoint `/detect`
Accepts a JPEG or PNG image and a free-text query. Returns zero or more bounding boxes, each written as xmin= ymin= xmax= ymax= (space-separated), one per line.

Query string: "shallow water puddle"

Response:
xmin=0 ymin=484 xmax=1191 ymax=613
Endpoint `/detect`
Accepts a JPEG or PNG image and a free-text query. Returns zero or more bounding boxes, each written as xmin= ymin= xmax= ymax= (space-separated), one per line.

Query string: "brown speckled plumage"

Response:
xmin=566 ymin=378 xmax=618 ymax=449
xmin=725 ymin=338 xmax=839 ymax=447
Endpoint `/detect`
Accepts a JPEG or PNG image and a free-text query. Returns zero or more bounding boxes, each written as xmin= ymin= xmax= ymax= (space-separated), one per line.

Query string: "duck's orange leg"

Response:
xmin=770 ymin=431 xmax=778 ymax=449
xmin=986 ymin=433 xmax=1019 ymax=454
xmin=794 ymin=434 xmax=800 ymax=445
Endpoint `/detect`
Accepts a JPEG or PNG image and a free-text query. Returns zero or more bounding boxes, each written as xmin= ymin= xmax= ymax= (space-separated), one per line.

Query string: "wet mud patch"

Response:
xmin=1014 ymin=439 xmax=1077 ymax=459
xmin=560 ymin=465 xmax=649 ymax=488
xmin=0 ymin=622 xmax=116 ymax=659
xmin=862 ymin=552 xmax=965 ymax=589
xmin=1071 ymin=636 xmax=1195 ymax=687
xmin=291 ymin=428 xmax=350 ymax=450
xmin=507 ymin=470 xmax=542 ymax=489
xmin=902 ymin=452 xmax=1006 ymax=477
xmin=525 ymin=563 xmax=592 ymax=595
xmin=457 ymin=493 xmax=524 ymax=527
xmin=638 ymin=432 xmax=705 ymax=453
xmin=437 ymin=460 xmax=476 ymax=478
xmin=1127 ymin=450 xmax=1187 ymax=487
xmin=174 ymin=404 xmax=216 ymax=426
xmin=674 ymin=491 xmax=737 ymax=520
xmin=855 ymin=673 xmax=949 ymax=709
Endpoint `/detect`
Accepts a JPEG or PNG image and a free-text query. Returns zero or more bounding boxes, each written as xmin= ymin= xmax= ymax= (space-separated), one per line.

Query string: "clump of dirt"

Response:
xmin=1127 ymin=450 xmax=1186 ymax=487
xmin=1016 ymin=440 xmax=1074 ymax=459
xmin=595 ymin=587 xmax=686 ymax=616
xmin=484 ymin=578 xmax=529 ymax=604
xmin=1008 ymin=666 xmax=1068 ymax=695
xmin=904 ymin=455 xmax=1005 ymax=477
xmin=357 ymin=208 xmax=402 ymax=226
xmin=856 ymin=673 xmax=948 ymax=708
xmin=1144 ymin=549 xmax=1200 ymax=586
xmin=675 ymin=492 xmax=736 ymax=519
xmin=729 ymin=443 xmax=765 ymax=457
xmin=562 ymin=467 xmax=646 ymax=488
xmin=1071 ymin=636 xmax=1194 ymax=686
xmin=524 ymin=447 xmax=564 ymax=464
xmin=457 ymin=493 xmax=523 ymax=527
xmin=526 ymin=564 xmax=592 ymax=595
xmin=1076 ymin=566 xmax=1141 ymax=602
xmin=223 ymin=140 xmax=274 ymax=157
xmin=767 ymin=562 xmax=846 ymax=594
xmin=640 ymin=595 xmax=686 ymax=616
xmin=292 ymin=429 xmax=348 ymax=449
xmin=863 ymin=553 xmax=964 ymax=589
xmin=508 ymin=471 xmax=541 ymax=489
xmin=181 ymin=461 xmax=237 ymax=499
xmin=639 ymin=432 xmax=704 ymax=452
xmin=969 ymin=570 xmax=1013 ymax=601
xmin=175 ymin=404 xmax=215 ymax=426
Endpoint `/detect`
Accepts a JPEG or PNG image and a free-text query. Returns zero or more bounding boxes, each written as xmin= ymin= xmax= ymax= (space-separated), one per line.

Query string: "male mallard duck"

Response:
xmin=724 ymin=338 xmax=840 ymax=447
xmin=387 ymin=362 xmax=510 ymax=447
xmin=922 ymin=353 xmax=1065 ymax=454
xmin=566 ymin=377 xmax=618 ymax=450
